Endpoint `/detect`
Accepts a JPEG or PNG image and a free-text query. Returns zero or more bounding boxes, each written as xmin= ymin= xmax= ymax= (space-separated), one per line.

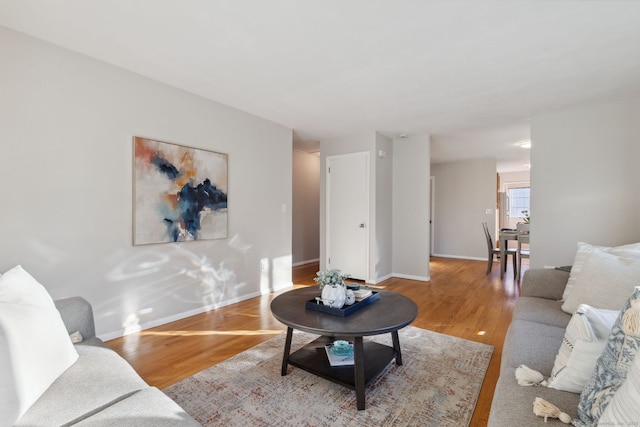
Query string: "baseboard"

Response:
xmin=366 ymin=272 xmax=432 ymax=284
xmin=367 ymin=273 xmax=393 ymax=284
xmin=392 ymin=273 xmax=430 ymax=282
xmin=99 ymin=282 xmax=294 ymax=342
xmin=431 ymin=253 xmax=487 ymax=262
xmin=292 ymin=258 xmax=320 ymax=267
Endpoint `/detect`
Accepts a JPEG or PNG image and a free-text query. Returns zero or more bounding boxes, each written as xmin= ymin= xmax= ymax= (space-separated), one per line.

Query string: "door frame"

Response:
xmin=326 ymin=151 xmax=370 ymax=281
xmin=430 ymin=176 xmax=435 ymax=256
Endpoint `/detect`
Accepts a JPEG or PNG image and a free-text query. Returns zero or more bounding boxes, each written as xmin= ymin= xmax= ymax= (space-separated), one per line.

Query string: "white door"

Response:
xmin=326 ymin=152 xmax=369 ymax=280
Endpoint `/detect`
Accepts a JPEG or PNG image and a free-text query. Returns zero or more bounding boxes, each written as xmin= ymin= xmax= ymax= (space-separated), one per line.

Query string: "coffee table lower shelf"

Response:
xmin=285 ymin=336 xmax=397 ymax=395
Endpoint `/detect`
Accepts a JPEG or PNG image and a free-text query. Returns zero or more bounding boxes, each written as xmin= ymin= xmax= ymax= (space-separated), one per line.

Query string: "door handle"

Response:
xmin=359 ymin=223 xmax=366 ymax=228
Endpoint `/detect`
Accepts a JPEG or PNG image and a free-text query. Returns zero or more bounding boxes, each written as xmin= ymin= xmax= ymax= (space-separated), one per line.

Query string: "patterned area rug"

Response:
xmin=164 ymin=326 xmax=493 ymax=426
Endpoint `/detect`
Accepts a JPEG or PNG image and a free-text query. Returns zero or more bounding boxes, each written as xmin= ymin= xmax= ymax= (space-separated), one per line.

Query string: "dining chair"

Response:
xmin=516 ymin=223 xmax=530 ymax=281
xmin=482 ymin=222 xmax=517 ymax=277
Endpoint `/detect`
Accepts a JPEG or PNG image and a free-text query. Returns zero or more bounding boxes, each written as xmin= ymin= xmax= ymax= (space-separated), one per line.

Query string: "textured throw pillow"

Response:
xmin=547 ymin=304 xmax=619 ymax=393
xmin=561 ymin=248 xmax=640 ymax=314
xmin=598 ymin=342 xmax=640 ymax=425
xmin=562 ymin=242 xmax=640 ymax=306
xmin=575 ymin=286 xmax=640 ymax=427
xmin=0 ymin=265 xmax=79 ymax=426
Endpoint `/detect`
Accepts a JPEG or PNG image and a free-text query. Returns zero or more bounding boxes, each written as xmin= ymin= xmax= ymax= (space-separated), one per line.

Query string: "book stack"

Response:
xmin=352 ymin=289 xmax=372 ymax=302
xmin=324 ymin=343 xmax=354 ymax=366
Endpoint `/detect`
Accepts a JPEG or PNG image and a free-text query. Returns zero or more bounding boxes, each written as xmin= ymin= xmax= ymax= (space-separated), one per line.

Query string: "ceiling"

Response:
xmin=2 ymin=1 xmax=640 ymax=172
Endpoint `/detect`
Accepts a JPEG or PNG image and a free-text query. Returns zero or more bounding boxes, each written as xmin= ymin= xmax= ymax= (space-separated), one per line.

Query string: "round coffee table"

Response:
xmin=270 ymin=287 xmax=418 ymax=410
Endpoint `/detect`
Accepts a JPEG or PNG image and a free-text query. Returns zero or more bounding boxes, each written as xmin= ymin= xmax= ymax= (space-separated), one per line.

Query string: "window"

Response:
xmin=509 ymin=187 xmax=530 ymax=219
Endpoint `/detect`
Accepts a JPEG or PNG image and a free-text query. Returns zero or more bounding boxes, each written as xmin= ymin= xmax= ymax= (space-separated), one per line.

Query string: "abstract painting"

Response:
xmin=133 ymin=137 xmax=228 ymax=245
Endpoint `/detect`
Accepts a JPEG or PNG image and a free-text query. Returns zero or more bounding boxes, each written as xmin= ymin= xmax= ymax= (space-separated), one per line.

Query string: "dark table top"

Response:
xmin=270 ymin=287 xmax=418 ymax=337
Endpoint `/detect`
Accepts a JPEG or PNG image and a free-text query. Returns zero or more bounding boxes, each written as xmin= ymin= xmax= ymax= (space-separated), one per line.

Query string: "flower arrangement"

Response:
xmin=521 ymin=210 xmax=530 ymax=224
xmin=314 ymin=269 xmax=348 ymax=290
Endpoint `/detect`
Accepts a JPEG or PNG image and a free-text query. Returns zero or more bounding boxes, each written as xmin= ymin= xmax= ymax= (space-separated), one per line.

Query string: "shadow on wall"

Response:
xmin=97 ymin=234 xmax=254 ymax=337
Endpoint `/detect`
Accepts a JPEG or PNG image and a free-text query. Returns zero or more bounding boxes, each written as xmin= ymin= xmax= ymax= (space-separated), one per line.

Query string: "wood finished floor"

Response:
xmin=107 ymin=257 xmax=526 ymax=426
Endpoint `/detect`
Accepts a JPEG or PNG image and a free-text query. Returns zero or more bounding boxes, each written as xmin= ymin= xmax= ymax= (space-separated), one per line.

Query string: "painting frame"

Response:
xmin=133 ymin=136 xmax=228 ymax=245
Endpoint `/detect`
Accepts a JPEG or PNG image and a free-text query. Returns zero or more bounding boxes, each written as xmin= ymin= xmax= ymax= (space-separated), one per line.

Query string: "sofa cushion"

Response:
xmin=488 ymin=367 xmax=580 ymax=427
xmin=512 ymin=297 xmax=571 ymax=328
xmin=521 ymin=269 xmax=570 ymax=300
xmin=55 ymin=297 xmax=96 ymax=340
xmin=73 ymin=387 xmax=200 ymax=426
xmin=501 ymin=319 xmax=566 ymax=375
xmin=15 ymin=342 xmax=148 ymax=426
xmin=575 ymin=286 xmax=640 ymax=427
xmin=0 ymin=265 xmax=79 ymax=426
xmin=547 ymin=304 xmax=619 ymax=393
xmin=562 ymin=242 xmax=640 ymax=313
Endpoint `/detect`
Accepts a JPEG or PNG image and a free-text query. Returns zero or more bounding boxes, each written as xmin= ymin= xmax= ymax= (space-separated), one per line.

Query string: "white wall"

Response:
xmin=292 ymin=150 xmax=320 ymax=265
xmin=374 ymin=133 xmax=393 ymax=281
xmin=530 ymin=95 xmax=640 ymax=267
xmin=392 ymin=134 xmax=431 ymax=281
xmin=0 ymin=27 xmax=293 ymax=339
xmin=431 ymin=159 xmax=497 ymax=259
xmin=319 ymin=132 xmax=430 ymax=283
xmin=499 ymin=170 xmax=530 ymax=189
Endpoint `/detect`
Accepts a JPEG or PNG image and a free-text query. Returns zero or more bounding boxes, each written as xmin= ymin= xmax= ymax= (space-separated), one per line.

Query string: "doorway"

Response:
xmin=326 ymin=152 xmax=370 ymax=280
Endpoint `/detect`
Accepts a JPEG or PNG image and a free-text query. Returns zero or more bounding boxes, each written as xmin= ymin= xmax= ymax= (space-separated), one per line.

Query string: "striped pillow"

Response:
xmin=546 ymin=304 xmax=619 ymax=393
xmin=599 ymin=349 xmax=640 ymax=424
xmin=574 ymin=286 xmax=640 ymax=427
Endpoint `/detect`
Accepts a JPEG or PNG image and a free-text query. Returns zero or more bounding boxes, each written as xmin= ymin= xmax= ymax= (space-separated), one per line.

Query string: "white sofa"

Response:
xmin=14 ymin=296 xmax=200 ymax=426
xmin=489 ymin=245 xmax=640 ymax=427
xmin=0 ymin=264 xmax=199 ymax=426
xmin=488 ymin=268 xmax=577 ymax=426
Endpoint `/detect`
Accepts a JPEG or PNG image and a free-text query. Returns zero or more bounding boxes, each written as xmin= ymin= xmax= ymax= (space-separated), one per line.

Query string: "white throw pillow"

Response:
xmin=562 ymin=242 xmax=640 ymax=305
xmin=598 ymin=343 xmax=640 ymax=425
xmin=561 ymin=247 xmax=640 ymax=314
xmin=547 ymin=304 xmax=619 ymax=393
xmin=0 ymin=265 xmax=79 ymax=426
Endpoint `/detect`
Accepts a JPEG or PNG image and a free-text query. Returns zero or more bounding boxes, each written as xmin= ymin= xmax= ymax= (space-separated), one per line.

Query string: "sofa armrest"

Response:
xmin=54 ymin=297 xmax=96 ymax=341
xmin=520 ymin=269 xmax=570 ymax=300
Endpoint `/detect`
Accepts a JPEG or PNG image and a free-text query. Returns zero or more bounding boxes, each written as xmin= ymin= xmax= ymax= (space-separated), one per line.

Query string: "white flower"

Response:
xmin=314 ymin=269 xmax=349 ymax=290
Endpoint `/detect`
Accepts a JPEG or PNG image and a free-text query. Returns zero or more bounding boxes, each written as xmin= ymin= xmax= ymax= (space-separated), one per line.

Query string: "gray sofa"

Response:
xmin=489 ymin=268 xmax=579 ymax=426
xmin=15 ymin=297 xmax=200 ymax=426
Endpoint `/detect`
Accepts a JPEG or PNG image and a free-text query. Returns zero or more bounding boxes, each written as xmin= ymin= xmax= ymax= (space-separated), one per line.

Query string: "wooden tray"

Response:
xmin=305 ymin=291 xmax=380 ymax=317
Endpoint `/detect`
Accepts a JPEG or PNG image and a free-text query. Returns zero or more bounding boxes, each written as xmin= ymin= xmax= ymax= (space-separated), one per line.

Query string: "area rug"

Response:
xmin=164 ymin=326 xmax=493 ymax=427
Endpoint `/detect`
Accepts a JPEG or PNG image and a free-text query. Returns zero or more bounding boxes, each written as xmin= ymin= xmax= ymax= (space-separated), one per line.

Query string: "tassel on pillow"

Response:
xmin=533 ymin=397 xmax=572 ymax=424
xmin=516 ymin=364 xmax=548 ymax=386
xmin=622 ymin=298 xmax=640 ymax=337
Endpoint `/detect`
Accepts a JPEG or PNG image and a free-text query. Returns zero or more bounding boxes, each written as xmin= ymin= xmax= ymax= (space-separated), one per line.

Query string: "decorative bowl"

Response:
xmin=330 ymin=340 xmax=353 ymax=356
